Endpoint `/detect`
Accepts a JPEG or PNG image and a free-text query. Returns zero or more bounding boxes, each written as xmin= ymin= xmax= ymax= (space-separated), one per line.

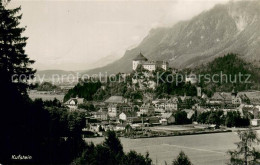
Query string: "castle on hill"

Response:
xmin=132 ymin=52 xmax=169 ymax=72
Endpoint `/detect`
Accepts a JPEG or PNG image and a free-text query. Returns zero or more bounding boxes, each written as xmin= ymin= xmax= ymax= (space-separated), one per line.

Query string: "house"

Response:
xmin=222 ymin=93 xmax=232 ymax=104
xmin=146 ymin=117 xmax=160 ymax=125
xmin=196 ymin=107 xmax=209 ymax=114
xmin=93 ymin=111 xmax=108 ymax=121
xmin=119 ymin=112 xmax=128 ymax=121
xmin=160 ymin=119 xmax=168 ymax=126
xmin=119 ymin=112 xmax=137 ymax=121
xmin=210 ymin=92 xmax=233 ymax=104
xmin=182 ymin=109 xmax=195 ymax=119
xmin=230 ymin=92 xmax=244 ymax=105
xmin=127 ymin=117 xmax=142 ymax=124
xmin=64 ymin=97 xmax=84 ymax=109
xmin=185 ymin=74 xmax=197 ymax=84
xmin=251 ymin=119 xmax=260 ymax=126
xmin=230 ymin=89 xmax=243 ymax=105
xmin=154 ymin=100 xmax=166 ymax=113
xmin=139 ymin=103 xmax=155 ymax=116
xmin=115 ymin=124 xmax=127 ymax=131
xmin=153 ymin=98 xmax=178 ymax=113
xmin=160 ymin=113 xmax=175 ymax=125
xmin=98 ymin=106 xmax=108 ymax=112
xmin=201 ymin=93 xmax=208 ymax=100
xmin=89 ymin=124 xmax=100 ymax=132
xmin=210 ymin=92 xmax=225 ymax=104
xmin=165 ymin=99 xmax=178 ymax=112
xmin=119 ymin=104 xmax=133 ymax=112
xmin=108 ymin=104 xmax=119 ymax=118
xmin=105 ymin=96 xmax=127 ymax=104
xmin=232 ymin=95 xmax=242 ymax=105
xmin=210 ymin=91 xmax=242 ymax=105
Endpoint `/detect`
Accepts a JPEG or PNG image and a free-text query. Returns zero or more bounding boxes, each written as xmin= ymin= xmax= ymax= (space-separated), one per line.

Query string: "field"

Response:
xmin=85 ymin=132 xmax=244 ymax=165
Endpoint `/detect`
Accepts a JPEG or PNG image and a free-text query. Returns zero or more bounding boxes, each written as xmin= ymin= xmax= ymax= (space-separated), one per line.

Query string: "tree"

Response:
xmin=36 ymin=82 xmax=60 ymax=91
xmin=0 ymin=1 xmax=37 ymax=163
xmin=172 ymin=151 xmax=193 ymax=165
xmin=225 ymin=111 xmax=250 ymax=128
xmin=103 ymin=131 xmax=123 ymax=156
xmin=73 ymin=131 xmax=152 ymax=165
xmin=64 ymin=81 xmax=101 ymax=102
xmin=0 ymin=1 xmax=35 ymax=95
xmin=175 ymin=111 xmax=191 ymax=125
xmin=123 ymin=151 xmax=152 ymax=165
xmin=0 ymin=2 xmax=88 ymax=164
xmin=207 ymin=111 xmax=223 ymax=126
xmin=227 ymin=128 xmax=260 ymax=165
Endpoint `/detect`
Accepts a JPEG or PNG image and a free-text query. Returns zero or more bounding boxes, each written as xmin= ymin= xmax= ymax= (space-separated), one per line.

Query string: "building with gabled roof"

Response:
xmin=119 ymin=112 xmax=137 ymax=121
xmin=64 ymin=97 xmax=84 ymax=109
xmin=93 ymin=111 xmax=108 ymax=121
xmin=182 ymin=109 xmax=195 ymax=119
xmin=210 ymin=91 xmax=243 ymax=105
xmin=108 ymin=104 xmax=119 ymax=118
xmin=160 ymin=113 xmax=175 ymax=125
xmin=139 ymin=103 xmax=155 ymax=116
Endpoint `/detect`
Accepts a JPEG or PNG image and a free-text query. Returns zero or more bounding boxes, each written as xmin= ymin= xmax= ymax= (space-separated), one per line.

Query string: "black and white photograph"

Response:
xmin=1 ymin=0 xmax=260 ymax=164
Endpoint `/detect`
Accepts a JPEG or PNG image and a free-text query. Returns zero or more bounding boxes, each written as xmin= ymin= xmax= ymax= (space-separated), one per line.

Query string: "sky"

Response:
xmin=9 ymin=0 xmax=230 ymax=71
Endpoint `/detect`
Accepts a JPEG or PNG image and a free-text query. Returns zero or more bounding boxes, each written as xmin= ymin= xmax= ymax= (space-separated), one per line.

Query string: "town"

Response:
xmin=31 ymin=53 xmax=260 ymax=139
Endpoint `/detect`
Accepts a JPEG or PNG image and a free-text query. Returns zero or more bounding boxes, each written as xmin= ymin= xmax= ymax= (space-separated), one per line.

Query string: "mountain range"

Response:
xmin=85 ymin=0 xmax=260 ymax=75
xmin=35 ymin=70 xmax=77 ymax=82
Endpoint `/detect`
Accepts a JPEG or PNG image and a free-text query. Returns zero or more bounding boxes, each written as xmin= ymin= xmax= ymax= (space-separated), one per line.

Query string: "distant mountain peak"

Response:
xmin=85 ymin=0 xmax=260 ymax=75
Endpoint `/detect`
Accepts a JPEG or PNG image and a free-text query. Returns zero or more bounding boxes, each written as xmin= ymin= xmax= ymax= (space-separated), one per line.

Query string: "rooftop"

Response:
xmin=133 ymin=52 xmax=148 ymax=61
xmin=161 ymin=113 xmax=173 ymax=119
xmin=65 ymin=97 xmax=84 ymax=105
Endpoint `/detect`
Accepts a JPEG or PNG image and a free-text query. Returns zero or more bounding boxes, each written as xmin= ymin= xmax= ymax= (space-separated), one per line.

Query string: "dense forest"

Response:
xmin=64 ymin=81 xmax=102 ymax=102
xmin=194 ymin=53 xmax=260 ymax=96
xmin=34 ymin=81 xmax=60 ymax=91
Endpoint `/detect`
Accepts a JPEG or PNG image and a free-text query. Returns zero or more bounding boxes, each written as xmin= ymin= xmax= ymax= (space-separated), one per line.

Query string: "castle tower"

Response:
xmin=132 ymin=52 xmax=148 ymax=70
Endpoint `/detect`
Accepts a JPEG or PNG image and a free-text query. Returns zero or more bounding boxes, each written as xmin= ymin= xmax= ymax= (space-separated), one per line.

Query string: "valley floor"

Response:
xmin=85 ymin=131 xmax=260 ymax=165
